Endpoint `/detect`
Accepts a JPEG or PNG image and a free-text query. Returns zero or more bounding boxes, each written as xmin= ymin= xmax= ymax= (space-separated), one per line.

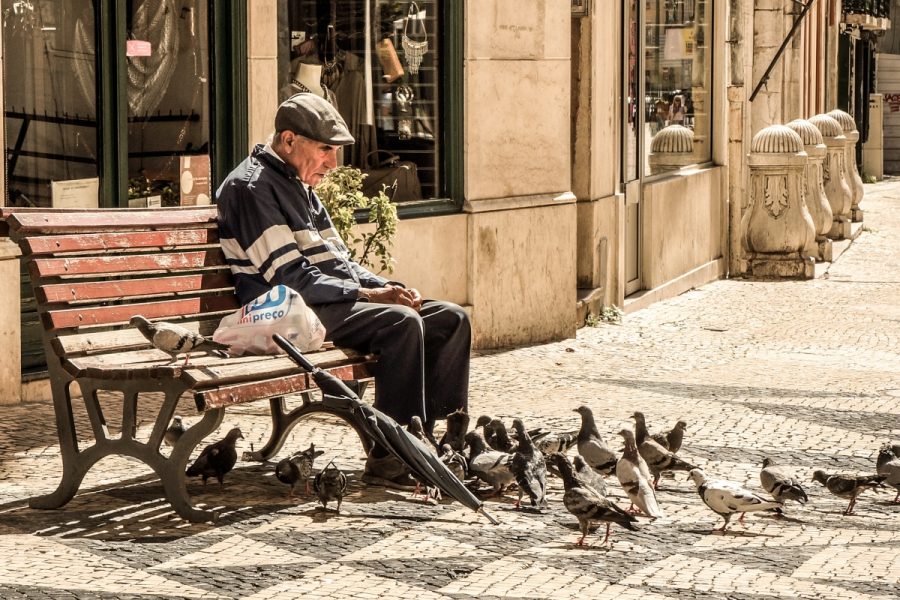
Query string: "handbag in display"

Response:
xmin=361 ymin=150 xmax=422 ymax=203
xmin=376 ymin=38 xmax=404 ymax=83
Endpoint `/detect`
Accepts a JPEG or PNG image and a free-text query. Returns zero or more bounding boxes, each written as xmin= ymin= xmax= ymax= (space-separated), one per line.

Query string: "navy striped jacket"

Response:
xmin=216 ymin=144 xmax=389 ymax=306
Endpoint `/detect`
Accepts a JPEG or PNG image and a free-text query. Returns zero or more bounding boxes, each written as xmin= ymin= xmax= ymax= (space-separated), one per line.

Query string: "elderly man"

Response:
xmin=215 ymin=93 xmax=471 ymax=489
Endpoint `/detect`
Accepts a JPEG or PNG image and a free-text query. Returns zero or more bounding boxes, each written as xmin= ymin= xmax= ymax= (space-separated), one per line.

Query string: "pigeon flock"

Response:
xmin=173 ymin=403 xmax=896 ymax=546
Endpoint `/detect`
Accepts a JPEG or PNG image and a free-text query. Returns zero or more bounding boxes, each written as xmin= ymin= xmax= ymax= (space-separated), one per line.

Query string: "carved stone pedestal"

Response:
xmin=786 ymin=119 xmax=833 ymax=263
xmin=741 ymin=125 xmax=816 ymax=280
xmin=828 ymin=109 xmax=864 ymax=223
xmin=648 ymin=125 xmax=695 ymax=173
xmin=809 ymin=114 xmax=852 ymax=241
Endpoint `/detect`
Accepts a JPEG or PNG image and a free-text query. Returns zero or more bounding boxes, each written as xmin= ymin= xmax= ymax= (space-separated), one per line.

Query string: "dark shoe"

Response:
xmin=362 ymin=452 xmax=418 ymax=491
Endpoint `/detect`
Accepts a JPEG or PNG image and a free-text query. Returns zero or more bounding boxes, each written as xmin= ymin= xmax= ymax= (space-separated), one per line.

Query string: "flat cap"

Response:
xmin=275 ymin=93 xmax=354 ymax=145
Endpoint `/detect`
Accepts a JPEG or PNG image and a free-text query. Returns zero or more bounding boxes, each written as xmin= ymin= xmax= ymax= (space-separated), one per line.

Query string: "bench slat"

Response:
xmin=37 ymin=272 xmax=234 ymax=304
xmin=181 ymin=348 xmax=368 ymax=388
xmin=52 ymin=318 xmax=224 ymax=357
xmin=8 ymin=208 xmax=218 ymax=235
xmin=30 ymin=249 xmax=227 ymax=278
xmin=23 ymin=229 xmax=219 ymax=255
xmin=63 ymin=347 xmax=366 ymax=388
xmin=44 ymin=295 xmax=239 ymax=330
xmin=194 ymin=363 xmax=372 ymax=410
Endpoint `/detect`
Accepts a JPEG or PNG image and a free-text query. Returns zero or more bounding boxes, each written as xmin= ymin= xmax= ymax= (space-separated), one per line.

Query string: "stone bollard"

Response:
xmin=740 ymin=125 xmax=815 ymax=279
xmin=786 ymin=119 xmax=833 ymax=262
xmin=808 ymin=114 xmax=852 ymax=240
xmin=648 ymin=125 xmax=695 ymax=174
xmin=827 ymin=109 xmax=864 ymax=222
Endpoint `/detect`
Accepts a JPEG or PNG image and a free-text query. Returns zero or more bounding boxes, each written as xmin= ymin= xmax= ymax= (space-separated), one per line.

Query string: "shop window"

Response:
xmin=644 ymin=0 xmax=712 ymax=174
xmin=3 ymin=0 xmax=99 ymax=207
xmin=278 ymin=0 xmax=443 ymax=201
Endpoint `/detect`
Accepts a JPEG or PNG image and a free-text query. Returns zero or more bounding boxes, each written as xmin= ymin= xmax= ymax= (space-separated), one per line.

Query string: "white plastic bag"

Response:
xmin=213 ymin=285 xmax=326 ymax=356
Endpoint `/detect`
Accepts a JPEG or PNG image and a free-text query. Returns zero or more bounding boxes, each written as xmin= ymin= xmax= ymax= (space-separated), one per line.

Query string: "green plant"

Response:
xmin=862 ymin=173 xmax=877 ymax=184
xmin=584 ymin=305 xmax=624 ymax=327
xmin=316 ymin=166 xmax=399 ymax=273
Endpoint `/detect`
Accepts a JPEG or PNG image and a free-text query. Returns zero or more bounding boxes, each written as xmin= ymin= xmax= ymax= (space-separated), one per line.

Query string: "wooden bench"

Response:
xmin=2 ymin=207 xmax=376 ymax=523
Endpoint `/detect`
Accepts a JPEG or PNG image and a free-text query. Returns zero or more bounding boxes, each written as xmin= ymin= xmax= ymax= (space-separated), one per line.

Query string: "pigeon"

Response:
xmin=616 ymin=429 xmax=664 ymax=519
xmin=651 ymin=419 xmax=687 ymax=453
xmin=812 ymin=470 xmax=887 ymax=515
xmin=510 ymin=419 xmax=548 ymax=509
xmin=574 ymin=405 xmax=617 ymax=475
xmin=275 ymin=443 xmax=325 ymax=498
xmin=164 ymin=415 xmax=186 ymax=446
xmin=632 ymin=412 xmax=696 ymax=488
xmin=407 ymin=416 xmax=439 ymax=452
xmin=439 ymin=408 xmax=469 ymax=453
xmin=314 ymin=460 xmax=348 ymax=512
xmin=532 ymin=429 xmax=579 ymax=455
xmin=876 ymin=444 xmax=900 ymax=503
xmin=759 ymin=457 xmax=809 ymax=507
xmin=690 ymin=468 xmax=782 ymax=531
xmin=130 ymin=315 xmax=230 ymax=366
xmin=574 ymin=455 xmax=608 ymax=497
xmin=486 ymin=419 xmax=517 ymax=453
xmin=185 ymin=427 xmax=243 ymax=488
xmin=464 ymin=430 xmax=515 ymax=495
xmin=440 ymin=443 xmax=468 ymax=482
xmin=548 ymin=452 xmax=638 ymax=546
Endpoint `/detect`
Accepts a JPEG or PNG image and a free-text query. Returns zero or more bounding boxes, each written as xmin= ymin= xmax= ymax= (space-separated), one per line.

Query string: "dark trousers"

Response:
xmin=311 ymin=300 xmax=470 ymax=428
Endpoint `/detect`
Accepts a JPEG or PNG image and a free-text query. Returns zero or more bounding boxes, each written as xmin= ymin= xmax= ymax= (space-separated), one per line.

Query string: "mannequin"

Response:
xmin=291 ymin=62 xmax=326 ymax=98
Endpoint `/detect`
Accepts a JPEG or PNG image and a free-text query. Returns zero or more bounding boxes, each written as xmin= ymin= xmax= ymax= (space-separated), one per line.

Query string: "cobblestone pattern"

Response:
xmin=0 ymin=181 xmax=899 ymax=599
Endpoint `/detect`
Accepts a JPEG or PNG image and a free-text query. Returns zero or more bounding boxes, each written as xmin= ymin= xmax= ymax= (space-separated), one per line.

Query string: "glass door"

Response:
xmin=622 ymin=0 xmax=642 ymax=295
xmin=125 ymin=0 xmax=211 ymax=207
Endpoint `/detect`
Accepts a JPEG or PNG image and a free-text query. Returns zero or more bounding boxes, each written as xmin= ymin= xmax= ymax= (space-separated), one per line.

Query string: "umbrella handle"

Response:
xmin=273 ymin=334 xmax=319 ymax=373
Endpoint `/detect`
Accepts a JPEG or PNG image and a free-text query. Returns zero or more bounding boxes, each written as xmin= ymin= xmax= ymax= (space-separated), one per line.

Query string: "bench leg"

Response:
xmin=29 ymin=380 xmax=89 ymax=510
xmin=32 ymin=382 xmax=223 ymax=524
xmin=244 ymin=392 xmax=374 ymax=462
xmin=159 ymin=406 xmax=225 ymax=523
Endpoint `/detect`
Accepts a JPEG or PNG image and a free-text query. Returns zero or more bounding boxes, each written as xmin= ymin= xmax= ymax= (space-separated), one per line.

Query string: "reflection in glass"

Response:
xmin=126 ymin=0 xmax=210 ymax=206
xmin=644 ymin=0 xmax=711 ymax=174
xmin=277 ymin=0 xmax=440 ymax=201
xmin=3 ymin=0 xmax=98 ymax=207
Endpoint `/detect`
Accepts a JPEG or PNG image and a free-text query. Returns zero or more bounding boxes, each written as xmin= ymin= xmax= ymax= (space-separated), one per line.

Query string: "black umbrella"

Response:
xmin=273 ymin=334 xmax=499 ymax=525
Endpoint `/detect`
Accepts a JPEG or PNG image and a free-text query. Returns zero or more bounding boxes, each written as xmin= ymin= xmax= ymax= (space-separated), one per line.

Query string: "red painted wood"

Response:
xmin=23 ymin=229 xmax=219 ymax=254
xmin=37 ymin=272 xmax=235 ymax=303
xmin=8 ymin=208 xmax=218 ymax=235
xmin=31 ymin=249 xmax=227 ymax=277
xmin=44 ymin=294 xmax=240 ymax=330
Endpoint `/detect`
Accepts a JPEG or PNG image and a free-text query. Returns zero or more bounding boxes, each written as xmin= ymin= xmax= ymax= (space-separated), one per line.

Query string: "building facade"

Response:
xmin=0 ymin=0 xmax=886 ymax=403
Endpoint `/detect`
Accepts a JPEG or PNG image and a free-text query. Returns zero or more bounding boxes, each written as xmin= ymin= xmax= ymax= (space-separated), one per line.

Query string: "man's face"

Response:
xmin=279 ymin=132 xmax=339 ymax=186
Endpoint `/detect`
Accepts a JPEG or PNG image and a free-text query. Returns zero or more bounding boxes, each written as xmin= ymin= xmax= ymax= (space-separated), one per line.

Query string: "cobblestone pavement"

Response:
xmin=1 ymin=181 xmax=899 ymax=599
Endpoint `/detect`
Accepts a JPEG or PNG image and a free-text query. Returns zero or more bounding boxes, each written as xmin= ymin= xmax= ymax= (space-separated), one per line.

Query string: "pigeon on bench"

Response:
xmin=549 ymin=453 xmax=638 ymax=547
xmin=813 ymin=470 xmax=887 ymax=515
xmin=130 ymin=315 xmax=230 ymax=366
xmin=690 ymin=468 xmax=782 ymax=532
xmin=759 ymin=457 xmax=809 ymax=509
xmin=186 ymin=427 xmax=243 ymax=488
xmin=275 ymin=443 xmax=325 ymax=498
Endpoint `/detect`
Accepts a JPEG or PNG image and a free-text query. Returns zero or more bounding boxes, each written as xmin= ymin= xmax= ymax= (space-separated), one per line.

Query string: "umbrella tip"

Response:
xmin=478 ymin=506 xmax=501 ymax=525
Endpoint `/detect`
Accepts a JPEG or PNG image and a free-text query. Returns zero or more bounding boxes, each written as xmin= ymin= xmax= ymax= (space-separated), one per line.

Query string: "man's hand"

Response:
xmin=358 ymin=285 xmax=422 ymax=310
